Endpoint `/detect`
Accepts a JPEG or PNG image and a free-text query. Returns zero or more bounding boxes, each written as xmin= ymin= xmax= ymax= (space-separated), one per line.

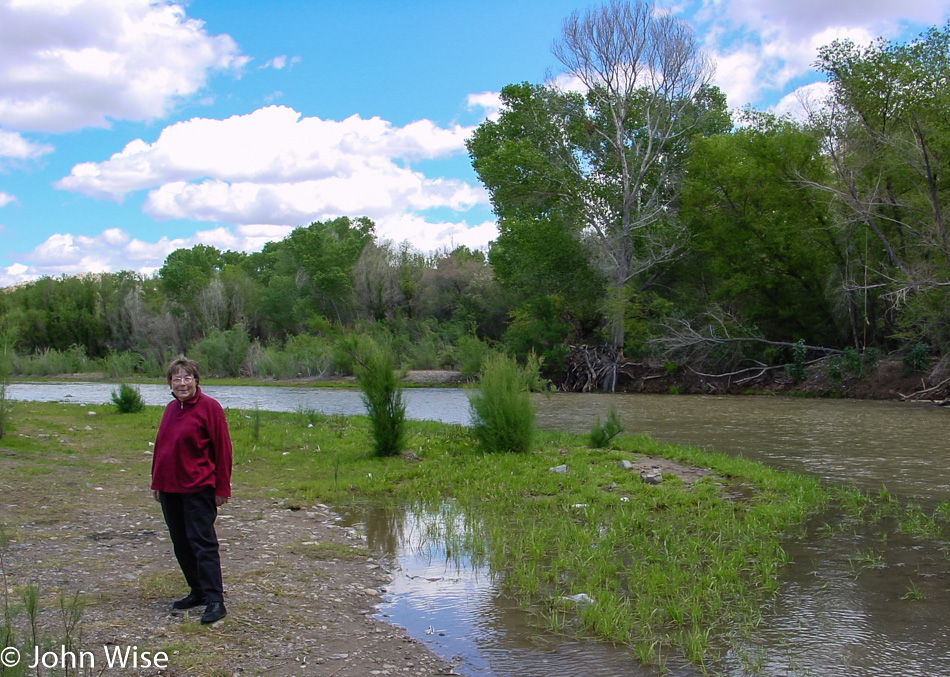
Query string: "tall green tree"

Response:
xmin=470 ymin=2 xmax=725 ymax=387
xmin=257 ymin=216 xmax=375 ymax=331
xmin=679 ymin=113 xmax=845 ymax=349
xmin=550 ymin=0 xmax=715 ymax=366
xmin=814 ymin=23 xmax=950 ymax=350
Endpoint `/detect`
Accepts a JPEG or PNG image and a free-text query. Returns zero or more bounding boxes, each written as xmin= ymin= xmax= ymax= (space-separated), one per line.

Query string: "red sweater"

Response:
xmin=151 ymin=387 xmax=233 ymax=497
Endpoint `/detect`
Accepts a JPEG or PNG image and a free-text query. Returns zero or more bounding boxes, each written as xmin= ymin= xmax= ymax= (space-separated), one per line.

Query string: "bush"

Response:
xmin=191 ymin=324 xmax=251 ymax=377
xmin=469 ymin=353 xmax=535 ymax=453
xmin=111 ymin=383 xmax=145 ymax=414
xmin=356 ymin=341 xmax=406 ymax=458
xmin=784 ymin=339 xmax=807 ymax=382
xmin=902 ymin=343 xmax=931 ymax=376
xmin=98 ymin=349 xmax=145 ymax=378
xmin=589 ymin=407 xmax=624 ymax=448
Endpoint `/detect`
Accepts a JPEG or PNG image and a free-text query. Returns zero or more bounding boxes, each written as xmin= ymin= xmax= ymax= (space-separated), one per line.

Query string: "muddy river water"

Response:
xmin=9 ymin=382 xmax=950 ymax=676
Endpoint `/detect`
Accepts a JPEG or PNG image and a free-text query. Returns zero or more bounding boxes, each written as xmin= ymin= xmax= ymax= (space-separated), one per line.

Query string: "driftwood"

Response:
xmin=561 ymin=345 xmax=623 ymax=392
xmin=898 ymin=376 xmax=950 ymax=404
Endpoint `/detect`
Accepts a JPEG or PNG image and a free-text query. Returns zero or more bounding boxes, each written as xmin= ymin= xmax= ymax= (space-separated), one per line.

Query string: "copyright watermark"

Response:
xmin=1 ymin=645 xmax=167 ymax=670
xmin=1 ymin=646 xmax=20 ymax=668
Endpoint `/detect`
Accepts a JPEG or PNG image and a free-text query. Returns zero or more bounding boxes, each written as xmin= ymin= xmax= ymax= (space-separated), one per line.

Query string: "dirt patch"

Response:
xmin=627 ymin=456 xmax=713 ymax=484
xmin=2 ymin=490 xmax=458 ymax=676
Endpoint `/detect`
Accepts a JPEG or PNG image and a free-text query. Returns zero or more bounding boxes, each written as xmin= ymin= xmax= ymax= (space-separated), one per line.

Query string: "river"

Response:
xmin=8 ymin=382 xmax=950 ymax=676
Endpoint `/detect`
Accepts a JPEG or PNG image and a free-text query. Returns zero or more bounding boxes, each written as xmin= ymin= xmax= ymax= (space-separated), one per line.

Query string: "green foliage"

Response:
xmin=679 ymin=112 xmax=843 ymax=348
xmin=110 ymin=383 xmax=145 ymax=414
xmin=0 ymin=320 xmax=13 ymax=440
xmin=100 ymin=349 xmax=145 ymax=378
xmin=521 ymin=351 xmax=552 ymax=393
xmin=815 ymin=25 xmax=950 ymax=354
xmin=192 ymin=323 xmax=251 ymax=377
xmin=827 ymin=356 xmax=843 ymax=383
xmin=14 ymin=345 xmax=90 ymax=376
xmin=469 ymin=353 xmax=535 ymax=453
xmin=785 ymin=339 xmax=808 ymax=382
xmin=842 ymin=347 xmax=864 ymax=376
xmin=902 ymin=342 xmax=931 ymax=375
xmin=455 ymin=334 xmax=494 ymax=379
xmin=502 ymin=295 xmax=576 ymax=379
xmin=356 ymin=340 xmax=407 ymax=458
xmin=243 ymin=334 xmax=332 ymax=379
xmin=588 ymin=407 xmax=624 ymax=448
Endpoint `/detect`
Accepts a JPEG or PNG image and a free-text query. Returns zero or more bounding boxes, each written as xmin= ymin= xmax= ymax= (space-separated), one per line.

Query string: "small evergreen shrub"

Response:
xmin=785 ymin=339 xmax=807 ymax=382
xmin=902 ymin=343 xmax=931 ymax=376
xmin=110 ymin=383 xmax=145 ymax=413
xmin=589 ymin=407 xmax=624 ymax=448
xmin=842 ymin=347 xmax=863 ymax=376
xmin=356 ymin=341 xmax=406 ymax=458
xmin=469 ymin=353 xmax=535 ymax=453
xmin=827 ymin=356 xmax=843 ymax=383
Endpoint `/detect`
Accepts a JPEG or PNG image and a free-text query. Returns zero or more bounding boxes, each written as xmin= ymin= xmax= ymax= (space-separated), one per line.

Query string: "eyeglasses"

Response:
xmin=171 ymin=376 xmax=195 ymax=384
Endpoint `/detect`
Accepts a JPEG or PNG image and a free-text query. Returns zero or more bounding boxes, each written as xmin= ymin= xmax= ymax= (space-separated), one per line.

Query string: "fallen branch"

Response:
xmin=898 ymin=376 xmax=950 ymax=402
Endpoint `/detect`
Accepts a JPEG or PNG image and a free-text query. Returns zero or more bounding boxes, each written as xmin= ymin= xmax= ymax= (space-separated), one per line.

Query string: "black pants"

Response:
xmin=159 ymin=488 xmax=224 ymax=603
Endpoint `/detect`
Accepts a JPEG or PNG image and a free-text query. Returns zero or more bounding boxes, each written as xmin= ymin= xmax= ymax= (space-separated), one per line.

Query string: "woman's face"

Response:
xmin=169 ymin=368 xmax=197 ymax=402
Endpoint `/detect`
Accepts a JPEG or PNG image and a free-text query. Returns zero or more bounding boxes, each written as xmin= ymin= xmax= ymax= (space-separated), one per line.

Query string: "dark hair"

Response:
xmin=166 ymin=357 xmax=201 ymax=384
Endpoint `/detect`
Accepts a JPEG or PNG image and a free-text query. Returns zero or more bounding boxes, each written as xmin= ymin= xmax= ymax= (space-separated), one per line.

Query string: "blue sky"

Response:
xmin=1 ymin=0 xmax=948 ymax=287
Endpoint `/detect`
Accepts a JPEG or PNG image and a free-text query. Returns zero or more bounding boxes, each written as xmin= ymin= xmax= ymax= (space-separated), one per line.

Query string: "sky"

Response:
xmin=0 ymin=0 xmax=948 ymax=288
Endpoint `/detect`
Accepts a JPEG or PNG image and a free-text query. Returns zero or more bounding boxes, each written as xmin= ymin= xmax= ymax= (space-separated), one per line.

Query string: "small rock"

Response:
xmin=549 ymin=464 xmax=569 ymax=474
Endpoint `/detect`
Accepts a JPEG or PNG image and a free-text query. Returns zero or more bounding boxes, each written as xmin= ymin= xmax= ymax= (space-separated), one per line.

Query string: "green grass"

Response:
xmin=0 ymin=400 xmax=867 ymax=667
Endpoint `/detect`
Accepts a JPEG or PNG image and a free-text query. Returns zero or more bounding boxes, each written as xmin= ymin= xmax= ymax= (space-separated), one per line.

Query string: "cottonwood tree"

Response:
xmin=553 ymin=1 xmax=714 ymax=364
xmin=470 ymin=1 xmax=717 ymax=389
xmin=810 ymin=24 xmax=950 ymax=351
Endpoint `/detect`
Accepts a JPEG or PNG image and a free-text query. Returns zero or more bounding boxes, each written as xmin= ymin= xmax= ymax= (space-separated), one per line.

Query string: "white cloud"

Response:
xmin=772 ymin=81 xmax=832 ymax=122
xmin=0 ymin=192 xmax=16 ymax=208
xmin=466 ymin=91 xmax=503 ymax=121
xmin=0 ymin=129 xmax=54 ymax=162
xmin=54 ymin=105 xmax=489 ymax=246
xmin=261 ymin=55 xmax=300 ymax=70
xmin=56 ymin=106 xmax=477 ymax=197
xmin=0 ymin=0 xmax=247 ymax=132
xmin=376 ymin=214 xmax=497 ymax=254
xmin=677 ymin=0 xmax=950 ymax=110
xmin=0 ymin=223 xmax=292 ymax=286
xmin=18 ymin=103 xmax=497 ymax=283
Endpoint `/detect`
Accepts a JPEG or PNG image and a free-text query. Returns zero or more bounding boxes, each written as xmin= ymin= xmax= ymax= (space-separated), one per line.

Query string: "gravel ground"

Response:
xmin=1 ymin=476 xmax=460 ymax=677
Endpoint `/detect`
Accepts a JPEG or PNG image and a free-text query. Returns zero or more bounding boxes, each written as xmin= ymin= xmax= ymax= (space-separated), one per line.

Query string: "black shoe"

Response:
xmin=172 ymin=592 xmax=206 ymax=610
xmin=200 ymin=601 xmax=227 ymax=624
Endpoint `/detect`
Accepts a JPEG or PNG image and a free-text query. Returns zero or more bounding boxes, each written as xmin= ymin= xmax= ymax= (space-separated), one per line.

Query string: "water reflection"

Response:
xmin=337 ymin=503 xmax=670 ymax=677
xmin=11 ymin=382 xmax=950 ymax=675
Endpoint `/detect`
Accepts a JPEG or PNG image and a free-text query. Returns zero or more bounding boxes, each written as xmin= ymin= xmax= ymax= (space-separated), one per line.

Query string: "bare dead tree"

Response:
xmin=551 ymin=0 xmax=713 ymax=389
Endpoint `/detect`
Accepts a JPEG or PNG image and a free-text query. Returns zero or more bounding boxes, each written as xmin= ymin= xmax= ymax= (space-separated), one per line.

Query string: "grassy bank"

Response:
xmin=2 ymin=401 xmax=830 ymax=671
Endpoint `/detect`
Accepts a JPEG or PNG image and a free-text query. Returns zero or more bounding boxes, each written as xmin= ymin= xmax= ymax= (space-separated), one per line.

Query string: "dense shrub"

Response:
xmin=469 ymin=352 xmax=535 ymax=453
xmin=902 ymin=342 xmax=931 ymax=376
xmin=589 ymin=407 xmax=624 ymax=448
xmin=98 ymin=349 xmax=145 ymax=378
xmin=191 ymin=324 xmax=251 ymax=377
xmin=356 ymin=341 xmax=406 ymax=458
xmin=110 ymin=383 xmax=145 ymax=414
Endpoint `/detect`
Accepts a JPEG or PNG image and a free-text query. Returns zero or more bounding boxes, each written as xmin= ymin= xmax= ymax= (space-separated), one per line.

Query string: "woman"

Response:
xmin=151 ymin=357 xmax=232 ymax=624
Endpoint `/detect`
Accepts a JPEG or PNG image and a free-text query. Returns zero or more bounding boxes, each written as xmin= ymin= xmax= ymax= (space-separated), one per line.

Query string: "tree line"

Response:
xmin=1 ymin=7 xmax=948 ymax=388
